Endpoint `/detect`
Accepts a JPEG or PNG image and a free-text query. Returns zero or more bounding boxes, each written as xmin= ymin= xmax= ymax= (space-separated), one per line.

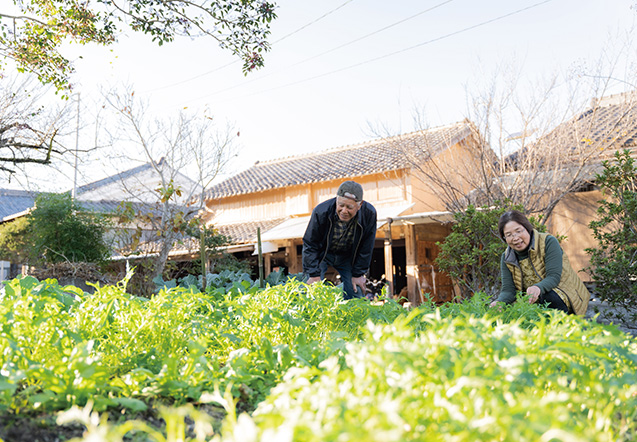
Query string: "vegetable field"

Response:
xmin=0 ymin=275 xmax=635 ymax=441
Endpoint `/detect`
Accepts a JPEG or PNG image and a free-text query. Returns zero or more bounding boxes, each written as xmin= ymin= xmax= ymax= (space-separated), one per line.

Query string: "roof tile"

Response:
xmin=205 ymin=122 xmax=473 ymax=199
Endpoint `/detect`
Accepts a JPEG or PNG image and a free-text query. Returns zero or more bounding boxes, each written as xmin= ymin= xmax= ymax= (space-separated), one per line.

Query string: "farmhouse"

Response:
xmin=5 ymin=92 xmax=632 ymax=299
xmin=201 ymin=120 xmax=485 ymax=305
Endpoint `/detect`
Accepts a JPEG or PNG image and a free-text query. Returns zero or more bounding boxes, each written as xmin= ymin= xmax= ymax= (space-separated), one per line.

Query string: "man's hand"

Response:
xmin=307 ymin=276 xmax=321 ymax=285
xmin=526 ymin=286 xmax=541 ymax=304
xmin=489 ymin=300 xmax=506 ymax=311
xmin=352 ymin=276 xmax=366 ymax=296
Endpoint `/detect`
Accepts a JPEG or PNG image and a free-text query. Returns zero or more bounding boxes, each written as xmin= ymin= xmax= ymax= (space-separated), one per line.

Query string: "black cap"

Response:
xmin=337 ymin=181 xmax=363 ymax=202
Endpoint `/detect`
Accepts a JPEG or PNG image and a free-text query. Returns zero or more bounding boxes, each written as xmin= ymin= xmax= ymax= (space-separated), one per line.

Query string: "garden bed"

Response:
xmin=0 ymin=276 xmax=635 ymax=441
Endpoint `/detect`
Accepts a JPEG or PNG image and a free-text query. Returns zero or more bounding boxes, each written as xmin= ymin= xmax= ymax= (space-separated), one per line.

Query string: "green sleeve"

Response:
xmin=534 ymin=235 xmax=563 ymax=294
xmin=498 ymin=253 xmax=517 ymax=304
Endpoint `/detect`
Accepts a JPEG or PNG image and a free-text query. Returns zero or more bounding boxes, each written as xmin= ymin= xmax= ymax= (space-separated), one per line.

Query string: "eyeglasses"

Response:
xmin=504 ymin=229 xmax=526 ymax=240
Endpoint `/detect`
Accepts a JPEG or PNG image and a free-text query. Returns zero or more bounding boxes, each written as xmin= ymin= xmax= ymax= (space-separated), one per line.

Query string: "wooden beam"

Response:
xmin=383 ymin=220 xmax=394 ymax=296
xmin=404 ymin=224 xmax=419 ymax=306
xmin=286 ymin=240 xmax=300 ymax=274
xmin=265 ymin=254 xmax=271 ymax=277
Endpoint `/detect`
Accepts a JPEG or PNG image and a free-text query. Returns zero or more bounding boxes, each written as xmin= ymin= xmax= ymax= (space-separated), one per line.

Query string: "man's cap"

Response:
xmin=337 ymin=181 xmax=363 ymax=202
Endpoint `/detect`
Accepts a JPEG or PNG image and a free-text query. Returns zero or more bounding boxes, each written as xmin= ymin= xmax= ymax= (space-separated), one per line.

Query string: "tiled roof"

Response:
xmin=205 ymin=122 xmax=474 ymax=199
xmin=0 ymin=188 xmax=37 ymax=221
xmin=75 ymin=159 xmax=161 ymax=195
xmin=79 ymin=199 xmax=195 ymax=218
xmin=113 ymin=218 xmax=287 ymax=259
xmin=74 ymin=158 xmax=198 ymax=206
xmin=510 ymin=91 xmax=637 ymax=166
xmin=0 ymin=189 xmax=190 ymax=224
xmin=215 ymin=218 xmax=288 ymax=244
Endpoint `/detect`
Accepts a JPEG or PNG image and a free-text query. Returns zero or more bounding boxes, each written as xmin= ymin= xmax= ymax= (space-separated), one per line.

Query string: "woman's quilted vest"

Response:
xmin=503 ymin=230 xmax=590 ymax=315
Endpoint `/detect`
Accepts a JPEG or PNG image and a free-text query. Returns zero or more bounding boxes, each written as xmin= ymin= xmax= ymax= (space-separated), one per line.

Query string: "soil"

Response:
xmin=0 ymin=403 xmax=228 ymax=442
xmin=585 ymin=297 xmax=637 ymax=337
xmin=0 ymin=414 xmax=84 ymax=442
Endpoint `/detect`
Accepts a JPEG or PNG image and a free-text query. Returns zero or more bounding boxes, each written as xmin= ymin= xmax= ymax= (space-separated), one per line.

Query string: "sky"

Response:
xmin=4 ymin=0 xmax=637 ymax=192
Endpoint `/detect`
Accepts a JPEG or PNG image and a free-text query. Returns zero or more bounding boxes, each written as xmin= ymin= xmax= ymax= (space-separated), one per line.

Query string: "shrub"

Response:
xmin=0 ymin=217 xmax=32 ymax=263
xmin=28 ymin=193 xmax=111 ymax=265
xmin=436 ymin=203 xmax=517 ymax=298
xmin=436 ymin=203 xmax=549 ymax=300
xmin=586 ymin=149 xmax=637 ymax=322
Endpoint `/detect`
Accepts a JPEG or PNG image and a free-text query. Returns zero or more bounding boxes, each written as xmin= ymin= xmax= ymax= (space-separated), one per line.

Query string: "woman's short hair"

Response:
xmin=498 ymin=210 xmax=535 ymax=240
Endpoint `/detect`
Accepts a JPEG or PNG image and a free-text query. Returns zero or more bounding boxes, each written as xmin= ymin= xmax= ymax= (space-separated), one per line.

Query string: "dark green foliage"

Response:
xmin=209 ymin=252 xmax=253 ymax=276
xmin=586 ymin=149 xmax=637 ymax=321
xmin=435 ymin=203 xmax=518 ymax=298
xmin=436 ymin=203 xmax=548 ymax=299
xmin=28 ymin=193 xmax=111 ymax=265
xmin=154 ymin=267 xmax=303 ymax=293
xmin=0 ymin=217 xmax=31 ymax=263
xmin=182 ymin=220 xmax=250 ymax=289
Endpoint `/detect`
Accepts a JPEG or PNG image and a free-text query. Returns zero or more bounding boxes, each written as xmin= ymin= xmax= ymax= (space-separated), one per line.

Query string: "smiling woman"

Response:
xmin=490 ymin=210 xmax=591 ymax=315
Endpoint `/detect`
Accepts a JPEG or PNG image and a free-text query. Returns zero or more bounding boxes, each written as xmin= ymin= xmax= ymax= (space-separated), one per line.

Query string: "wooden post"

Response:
xmin=257 ymin=227 xmax=264 ymax=288
xmin=265 ymin=252 xmax=272 ymax=276
xmin=200 ymin=223 xmax=208 ymax=291
xmin=286 ymin=240 xmax=300 ymax=274
xmin=404 ymin=224 xmax=419 ymax=306
xmin=383 ymin=218 xmax=394 ymax=296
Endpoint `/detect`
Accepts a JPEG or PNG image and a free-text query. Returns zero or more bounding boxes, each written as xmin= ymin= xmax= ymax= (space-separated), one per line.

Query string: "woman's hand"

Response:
xmin=526 ymin=286 xmax=541 ymax=304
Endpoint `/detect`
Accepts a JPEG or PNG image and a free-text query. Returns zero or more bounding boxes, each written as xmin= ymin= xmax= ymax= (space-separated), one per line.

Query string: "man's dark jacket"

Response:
xmin=302 ymin=198 xmax=377 ymax=278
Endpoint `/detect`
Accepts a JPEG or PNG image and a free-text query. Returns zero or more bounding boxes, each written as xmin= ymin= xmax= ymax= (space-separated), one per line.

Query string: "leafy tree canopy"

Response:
xmin=28 ymin=192 xmax=112 ymax=265
xmin=0 ymin=0 xmax=277 ymax=92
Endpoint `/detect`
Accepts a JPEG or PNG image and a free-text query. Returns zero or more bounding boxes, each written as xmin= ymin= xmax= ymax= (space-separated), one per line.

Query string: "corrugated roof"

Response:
xmin=205 ymin=122 xmax=473 ymax=199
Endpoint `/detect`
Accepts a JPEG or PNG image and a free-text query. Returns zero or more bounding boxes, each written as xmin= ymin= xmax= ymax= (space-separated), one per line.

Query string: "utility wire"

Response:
xmin=285 ymin=0 xmax=454 ymax=69
xmin=143 ymin=0 xmax=357 ymax=93
xmin=272 ymin=0 xmax=356 ymax=44
xmin=222 ymin=0 xmax=554 ymax=101
xmin=199 ymin=0 xmax=455 ymax=99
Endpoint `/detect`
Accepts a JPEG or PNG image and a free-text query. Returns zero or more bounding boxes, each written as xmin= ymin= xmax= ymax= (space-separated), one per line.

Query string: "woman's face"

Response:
xmin=502 ymin=221 xmax=531 ymax=251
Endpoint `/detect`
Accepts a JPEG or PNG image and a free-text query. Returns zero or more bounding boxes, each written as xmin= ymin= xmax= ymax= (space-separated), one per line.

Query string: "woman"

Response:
xmin=489 ymin=210 xmax=590 ymax=315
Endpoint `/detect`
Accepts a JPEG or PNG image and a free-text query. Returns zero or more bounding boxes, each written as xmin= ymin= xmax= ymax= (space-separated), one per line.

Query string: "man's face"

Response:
xmin=336 ymin=196 xmax=362 ymax=222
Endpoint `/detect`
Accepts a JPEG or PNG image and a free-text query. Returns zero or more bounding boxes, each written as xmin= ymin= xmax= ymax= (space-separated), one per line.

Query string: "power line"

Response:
xmin=285 ymin=0 xmax=454 ymax=69
xmin=272 ymin=0 xmax=356 ymax=44
xmin=225 ymin=0 xmax=555 ymax=101
xmin=144 ymin=60 xmax=240 ymax=94
xmin=196 ymin=0 xmax=455 ymax=100
xmin=142 ymin=0 xmax=357 ymax=94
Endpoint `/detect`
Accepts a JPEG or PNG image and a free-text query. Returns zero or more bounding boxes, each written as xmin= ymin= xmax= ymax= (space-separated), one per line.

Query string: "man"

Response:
xmin=302 ymin=180 xmax=377 ymax=299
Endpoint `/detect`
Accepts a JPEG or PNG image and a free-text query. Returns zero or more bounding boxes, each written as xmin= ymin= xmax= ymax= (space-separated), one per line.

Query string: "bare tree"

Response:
xmin=376 ymin=49 xmax=637 ymax=223
xmin=0 ymin=76 xmax=71 ymax=179
xmin=101 ymin=86 xmax=238 ymax=285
